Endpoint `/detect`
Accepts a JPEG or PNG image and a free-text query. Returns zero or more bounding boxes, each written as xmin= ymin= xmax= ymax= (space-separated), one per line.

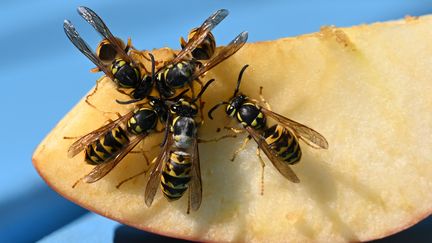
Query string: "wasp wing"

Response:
xmin=63 ymin=20 xmax=114 ymax=79
xmin=77 ymin=6 xmax=133 ymax=64
xmin=245 ymin=126 xmax=300 ymax=183
xmin=189 ymin=137 xmax=202 ymax=211
xmin=67 ymin=111 xmax=135 ymax=158
xmin=83 ymin=133 xmax=147 ymax=183
xmin=171 ymin=9 xmax=229 ymax=64
xmin=260 ymin=108 xmax=329 ymax=149
xmin=191 ymin=31 xmax=248 ymax=80
xmin=144 ymin=133 xmax=173 ymax=207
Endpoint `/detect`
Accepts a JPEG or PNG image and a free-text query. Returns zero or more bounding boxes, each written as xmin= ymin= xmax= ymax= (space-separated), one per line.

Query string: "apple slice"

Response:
xmin=33 ymin=15 xmax=432 ymax=242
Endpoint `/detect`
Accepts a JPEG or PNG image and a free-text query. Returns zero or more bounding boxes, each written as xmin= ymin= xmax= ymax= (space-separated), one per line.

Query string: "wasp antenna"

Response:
xmin=234 ymin=64 xmax=249 ymax=97
xmin=192 ymin=79 xmax=215 ymax=103
xmin=166 ymin=89 xmax=190 ymax=101
xmin=208 ymin=101 xmax=229 ymax=120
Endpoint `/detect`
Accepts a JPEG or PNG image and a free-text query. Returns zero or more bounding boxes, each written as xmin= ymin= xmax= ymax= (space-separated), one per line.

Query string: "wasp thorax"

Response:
xmin=111 ymin=58 xmax=140 ymax=88
xmin=172 ymin=117 xmax=197 ymax=149
xmin=170 ymin=99 xmax=198 ymax=117
xmin=164 ymin=61 xmax=196 ymax=88
xmin=237 ymin=103 xmax=265 ymax=128
xmin=127 ymin=108 xmax=158 ymax=135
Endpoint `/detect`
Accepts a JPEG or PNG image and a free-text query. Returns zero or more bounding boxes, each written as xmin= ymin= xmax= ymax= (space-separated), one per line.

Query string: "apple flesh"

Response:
xmin=33 ymin=15 xmax=432 ymax=242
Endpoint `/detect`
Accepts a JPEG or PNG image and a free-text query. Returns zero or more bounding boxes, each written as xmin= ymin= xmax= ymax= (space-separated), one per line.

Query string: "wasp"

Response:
xmin=63 ymin=6 xmax=153 ymax=103
xmin=208 ymin=65 xmax=329 ymax=184
xmin=144 ymin=79 xmax=215 ymax=212
xmin=66 ymin=58 xmax=190 ymax=186
xmin=154 ymin=9 xmax=248 ymax=99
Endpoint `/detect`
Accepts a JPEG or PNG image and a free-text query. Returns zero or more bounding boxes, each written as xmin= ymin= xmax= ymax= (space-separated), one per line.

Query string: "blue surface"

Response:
xmin=1 ymin=0 xmax=431 ymax=242
xmin=38 ymin=213 xmax=189 ymax=243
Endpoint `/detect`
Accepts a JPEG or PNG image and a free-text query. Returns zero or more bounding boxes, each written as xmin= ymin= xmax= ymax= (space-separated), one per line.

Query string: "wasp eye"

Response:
xmin=225 ymin=106 xmax=234 ymax=117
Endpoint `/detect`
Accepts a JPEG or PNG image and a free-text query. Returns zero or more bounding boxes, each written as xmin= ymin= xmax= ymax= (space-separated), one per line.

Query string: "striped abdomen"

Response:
xmin=161 ymin=151 xmax=192 ymax=201
xmin=263 ymin=124 xmax=302 ymax=165
xmin=180 ymin=28 xmax=216 ymax=60
xmin=85 ymin=126 xmax=129 ymax=165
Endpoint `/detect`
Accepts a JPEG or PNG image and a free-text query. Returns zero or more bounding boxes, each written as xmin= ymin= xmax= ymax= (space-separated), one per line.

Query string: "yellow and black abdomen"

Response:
xmin=161 ymin=150 xmax=192 ymax=201
xmin=85 ymin=126 xmax=129 ymax=165
xmin=263 ymin=124 xmax=302 ymax=165
xmin=180 ymin=28 xmax=216 ymax=60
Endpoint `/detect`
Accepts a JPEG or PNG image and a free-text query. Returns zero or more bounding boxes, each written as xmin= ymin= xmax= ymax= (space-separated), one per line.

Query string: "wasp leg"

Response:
xmin=116 ymin=147 xmax=151 ymax=188
xmin=187 ymin=190 xmax=191 ymax=214
xmin=98 ymin=112 xmax=122 ymax=126
xmin=198 ymin=133 xmax=237 ymax=143
xmin=195 ymin=77 xmax=204 ymax=89
xmin=135 ymin=139 xmax=155 ymax=165
xmin=72 ymin=176 xmax=85 ymax=189
xmin=116 ymin=169 xmax=148 ymax=189
xmin=139 ymin=51 xmax=152 ymax=61
xmin=133 ymin=130 xmax=165 ymax=153
xmin=85 ymin=78 xmax=103 ymax=110
xmin=214 ymin=117 xmax=233 ymax=133
xmin=115 ymin=87 xmax=130 ymax=96
xmin=86 ymin=79 xmax=130 ymax=111
xmin=224 ymin=126 xmax=245 ymax=134
xmin=259 ymin=86 xmax=272 ymax=110
xmin=137 ymin=55 xmax=150 ymax=74
xmin=256 ymin=147 xmax=266 ymax=195
xmin=117 ymin=153 xmax=157 ymax=189
xmin=86 ymin=86 xmax=128 ymax=117
xmin=137 ymin=142 xmax=164 ymax=153
xmin=195 ymin=100 xmax=205 ymax=125
xmin=135 ymin=50 xmax=152 ymax=72
xmin=231 ymin=136 xmax=251 ymax=162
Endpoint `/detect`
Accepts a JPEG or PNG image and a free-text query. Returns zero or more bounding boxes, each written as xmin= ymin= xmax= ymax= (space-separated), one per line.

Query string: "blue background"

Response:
xmin=1 ymin=1 xmax=431 ymax=242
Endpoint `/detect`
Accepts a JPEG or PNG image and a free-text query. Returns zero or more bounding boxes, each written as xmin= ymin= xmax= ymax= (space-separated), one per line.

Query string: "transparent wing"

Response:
xmin=171 ymin=9 xmax=229 ymax=64
xmin=144 ymin=134 xmax=173 ymax=207
xmin=83 ymin=134 xmax=147 ymax=183
xmin=63 ymin=20 xmax=114 ymax=79
xmin=67 ymin=111 xmax=135 ymax=158
xmin=77 ymin=6 xmax=132 ymax=63
xmin=260 ymin=108 xmax=329 ymax=149
xmin=189 ymin=137 xmax=202 ymax=211
xmin=245 ymin=126 xmax=300 ymax=183
xmin=191 ymin=31 xmax=248 ymax=80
